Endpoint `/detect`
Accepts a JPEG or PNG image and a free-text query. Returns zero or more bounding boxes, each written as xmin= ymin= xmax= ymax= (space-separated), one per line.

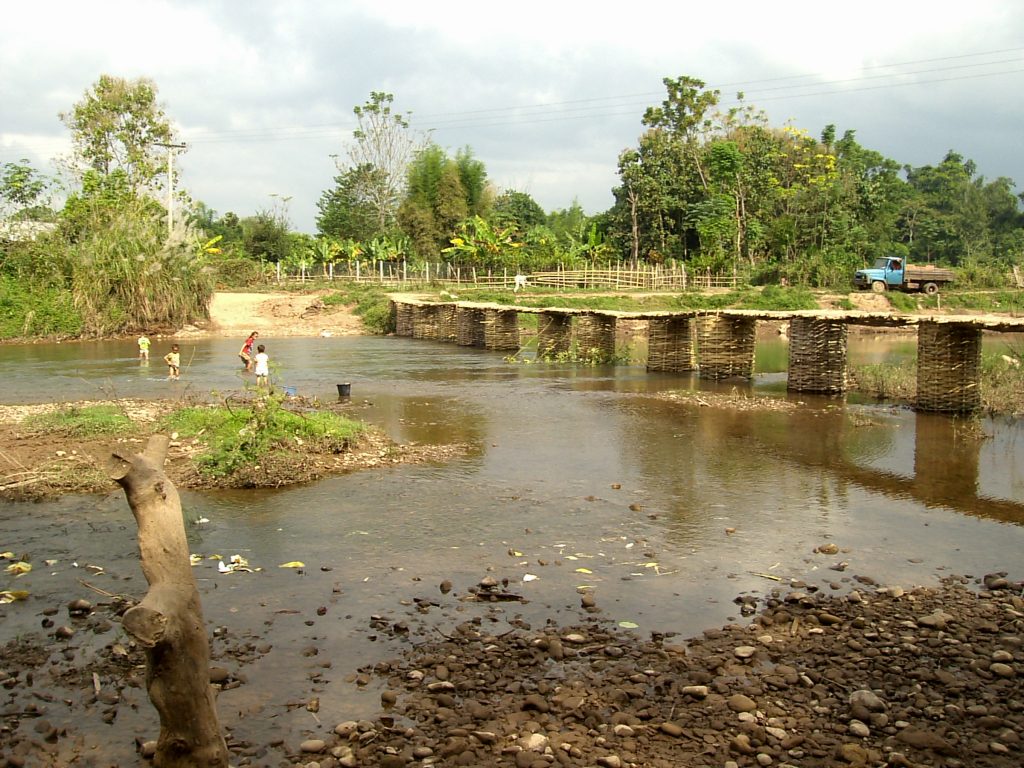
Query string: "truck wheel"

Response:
xmin=871 ymin=281 xmax=887 ymax=294
xmin=923 ymin=282 xmax=939 ymax=296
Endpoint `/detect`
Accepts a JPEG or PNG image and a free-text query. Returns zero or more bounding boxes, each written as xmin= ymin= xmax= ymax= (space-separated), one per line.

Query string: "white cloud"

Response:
xmin=3 ymin=0 xmax=1022 ymax=231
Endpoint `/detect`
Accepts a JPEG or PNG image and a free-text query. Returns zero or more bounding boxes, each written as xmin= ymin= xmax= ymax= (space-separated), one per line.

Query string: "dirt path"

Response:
xmin=189 ymin=291 xmax=367 ymax=338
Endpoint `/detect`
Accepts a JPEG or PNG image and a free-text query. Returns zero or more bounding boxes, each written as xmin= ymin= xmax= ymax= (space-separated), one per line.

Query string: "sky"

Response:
xmin=2 ymin=0 xmax=1023 ymax=233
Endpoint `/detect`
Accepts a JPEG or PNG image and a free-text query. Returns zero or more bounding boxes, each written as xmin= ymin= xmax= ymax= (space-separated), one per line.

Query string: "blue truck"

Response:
xmin=853 ymin=257 xmax=955 ymax=295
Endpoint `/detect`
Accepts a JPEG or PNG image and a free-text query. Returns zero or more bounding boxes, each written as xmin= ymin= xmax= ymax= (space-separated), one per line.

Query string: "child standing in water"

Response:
xmin=137 ymin=333 xmax=150 ymax=360
xmin=163 ymin=344 xmax=181 ymax=380
xmin=239 ymin=331 xmax=258 ymax=371
xmin=254 ymin=344 xmax=269 ymax=388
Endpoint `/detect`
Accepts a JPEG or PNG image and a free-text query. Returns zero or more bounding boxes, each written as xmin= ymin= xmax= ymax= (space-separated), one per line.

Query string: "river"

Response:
xmin=1 ymin=333 xmax=1022 ymax=760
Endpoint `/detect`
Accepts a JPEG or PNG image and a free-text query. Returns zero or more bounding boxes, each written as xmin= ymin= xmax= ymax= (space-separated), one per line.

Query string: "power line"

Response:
xmin=5 ymin=49 xmax=1022 ymax=154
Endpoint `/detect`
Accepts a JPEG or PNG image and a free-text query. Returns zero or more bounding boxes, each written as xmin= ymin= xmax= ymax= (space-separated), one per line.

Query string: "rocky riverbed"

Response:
xmin=2 ymin=571 xmax=1021 ymax=767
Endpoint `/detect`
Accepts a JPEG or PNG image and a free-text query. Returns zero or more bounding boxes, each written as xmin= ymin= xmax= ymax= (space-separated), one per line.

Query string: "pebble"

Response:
xmin=848 ymin=720 xmax=871 ymax=737
xmin=734 ymin=645 xmax=756 ymax=659
xmin=989 ymin=663 xmax=1015 ymax=678
xmin=300 ymin=740 xmax=326 ymax=753
xmin=727 ymin=694 xmax=758 ymax=713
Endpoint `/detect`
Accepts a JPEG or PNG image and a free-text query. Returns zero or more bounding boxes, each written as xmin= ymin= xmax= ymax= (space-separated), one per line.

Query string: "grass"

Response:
xmin=849 ymin=347 xmax=1024 ymax=416
xmin=160 ymin=395 xmax=365 ymax=477
xmin=322 ymin=284 xmax=395 ymax=334
xmin=21 ymin=405 xmax=134 ymax=436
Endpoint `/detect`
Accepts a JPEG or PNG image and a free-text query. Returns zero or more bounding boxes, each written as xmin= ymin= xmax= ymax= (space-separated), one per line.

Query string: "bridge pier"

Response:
xmin=646 ymin=316 xmax=696 ymax=372
xmin=696 ymin=315 xmax=757 ymax=379
xmin=394 ymin=302 xmax=413 ymax=337
xmin=456 ymin=307 xmax=482 ymax=346
xmin=787 ymin=317 xmax=848 ymax=394
xmin=411 ymin=304 xmax=440 ymax=340
xmin=575 ymin=313 xmax=617 ymax=361
xmin=916 ymin=322 xmax=982 ymax=412
xmin=437 ymin=303 xmax=457 ymax=342
xmin=536 ymin=311 xmax=573 ymax=359
xmin=484 ymin=309 xmax=520 ymax=351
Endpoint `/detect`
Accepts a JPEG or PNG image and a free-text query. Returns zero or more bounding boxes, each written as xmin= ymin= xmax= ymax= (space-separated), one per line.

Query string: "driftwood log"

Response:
xmin=108 ymin=435 xmax=228 ymax=768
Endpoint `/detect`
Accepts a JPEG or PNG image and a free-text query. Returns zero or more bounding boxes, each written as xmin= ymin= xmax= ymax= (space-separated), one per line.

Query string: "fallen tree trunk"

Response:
xmin=108 ymin=434 xmax=228 ymax=768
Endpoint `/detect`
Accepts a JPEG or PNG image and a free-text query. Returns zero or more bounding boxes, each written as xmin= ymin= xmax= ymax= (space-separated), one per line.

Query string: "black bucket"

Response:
xmin=337 ymin=382 xmax=351 ymax=398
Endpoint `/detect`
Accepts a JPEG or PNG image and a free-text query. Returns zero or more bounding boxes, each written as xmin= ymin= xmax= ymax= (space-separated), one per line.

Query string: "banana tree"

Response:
xmin=442 ymin=215 xmax=523 ymax=268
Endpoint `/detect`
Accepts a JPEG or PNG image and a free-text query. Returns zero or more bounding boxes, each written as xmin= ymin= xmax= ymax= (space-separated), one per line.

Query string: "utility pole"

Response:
xmin=156 ymin=142 xmax=187 ymax=236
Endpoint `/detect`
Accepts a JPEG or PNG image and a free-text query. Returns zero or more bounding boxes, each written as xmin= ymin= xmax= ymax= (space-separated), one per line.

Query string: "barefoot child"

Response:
xmin=163 ymin=344 xmax=180 ymax=380
xmin=239 ymin=331 xmax=258 ymax=371
xmin=137 ymin=333 xmax=150 ymax=360
xmin=254 ymin=344 xmax=269 ymax=388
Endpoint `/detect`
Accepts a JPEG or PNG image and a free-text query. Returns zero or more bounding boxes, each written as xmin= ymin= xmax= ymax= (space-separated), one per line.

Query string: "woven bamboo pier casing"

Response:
xmin=536 ymin=312 xmax=573 ymax=359
xmin=394 ymin=302 xmax=413 ymax=337
xmin=696 ymin=315 xmax=757 ymax=379
xmin=437 ymin=304 xmax=458 ymax=343
xmin=916 ymin=322 xmax=982 ymax=412
xmin=575 ymin=313 xmax=616 ymax=360
xmin=646 ymin=316 xmax=696 ymax=372
xmin=455 ymin=307 xmax=477 ymax=346
xmin=483 ymin=309 xmax=520 ymax=351
xmin=787 ymin=317 xmax=848 ymax=393
xmin=411 ymin=304 xmax=441 ymax=340
xmin=470 ymin=309 xmax=487 ymax=347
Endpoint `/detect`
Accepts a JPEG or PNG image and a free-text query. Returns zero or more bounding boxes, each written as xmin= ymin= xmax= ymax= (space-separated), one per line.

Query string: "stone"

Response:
xmin=300 ymin=740 xmax=327 ymax=753
xmin=734 ymin=645 xmax=757 ymax=659
xmin=990 ymin=663 xmax=1015 ymax=678
xmin=727 ymin=694 xmax=758 ymax=713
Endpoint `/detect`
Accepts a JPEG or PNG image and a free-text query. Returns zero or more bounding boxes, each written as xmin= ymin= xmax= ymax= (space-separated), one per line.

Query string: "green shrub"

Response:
xmin=160 ymin=397 xmax=365 ymax=477
xmin=0 ymin=277 xmax=83 ymax=339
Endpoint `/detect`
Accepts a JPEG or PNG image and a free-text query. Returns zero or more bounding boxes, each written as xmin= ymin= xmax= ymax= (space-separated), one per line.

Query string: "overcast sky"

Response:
xmin=2 ymin=1 xmax=1022 ymax=232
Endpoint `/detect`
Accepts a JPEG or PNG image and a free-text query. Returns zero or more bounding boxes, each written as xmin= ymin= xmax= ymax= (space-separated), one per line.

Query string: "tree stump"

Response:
xmin=108 ymin=435 xmax=228 ymax=768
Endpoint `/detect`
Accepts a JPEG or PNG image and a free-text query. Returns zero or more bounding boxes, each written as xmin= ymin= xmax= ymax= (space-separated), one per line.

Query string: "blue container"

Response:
xmin=282 ymin=385 xmax=297 ymax=397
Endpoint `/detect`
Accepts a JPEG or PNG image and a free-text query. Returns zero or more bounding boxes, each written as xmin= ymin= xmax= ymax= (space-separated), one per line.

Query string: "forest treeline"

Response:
xmin=1 ymin=75 xmax=1022 ymax=339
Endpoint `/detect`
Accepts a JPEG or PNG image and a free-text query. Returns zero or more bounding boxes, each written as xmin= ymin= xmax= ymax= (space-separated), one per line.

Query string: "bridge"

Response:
xmin=389 ymin=299 xmax=1024 ymax=413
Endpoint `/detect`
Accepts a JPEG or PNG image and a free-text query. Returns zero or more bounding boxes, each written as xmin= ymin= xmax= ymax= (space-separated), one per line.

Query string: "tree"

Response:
xmin=342 ymin=92 xmax=422 ymax=234
xmin=492 ymin=191 xmax=546 ymax=236
xmin=242 ymin=210 xmax=291 ymax=264
xmin=316 ymin=165 xmax=382 ymax=243
xmin=60 ymin=75 xmax=176 ymax=194
xmin=1 ymin=158 xmax=53 ymax=219
xmin=397 ymin=143 xmax=490 ymax=260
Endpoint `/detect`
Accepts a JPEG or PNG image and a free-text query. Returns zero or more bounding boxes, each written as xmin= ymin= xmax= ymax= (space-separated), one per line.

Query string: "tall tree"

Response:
xmin=60 ymin=75 xmax=176 ymax=194
xmin=342 ymin=92 xmax=422 ymax=234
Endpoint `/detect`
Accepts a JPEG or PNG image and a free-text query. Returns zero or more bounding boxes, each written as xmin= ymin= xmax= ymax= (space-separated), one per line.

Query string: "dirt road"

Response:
xmin=196 ymin=291 xmax=366 ymax=338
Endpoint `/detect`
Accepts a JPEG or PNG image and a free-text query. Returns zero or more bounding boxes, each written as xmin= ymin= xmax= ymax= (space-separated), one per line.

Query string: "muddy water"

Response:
xmin=1 ymin=334 xmax=1022 ymax=760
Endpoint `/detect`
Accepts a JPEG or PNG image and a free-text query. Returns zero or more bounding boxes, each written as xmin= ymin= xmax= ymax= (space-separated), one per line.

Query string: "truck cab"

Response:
xmin=854 ymin=257 xmax=904 ymax=293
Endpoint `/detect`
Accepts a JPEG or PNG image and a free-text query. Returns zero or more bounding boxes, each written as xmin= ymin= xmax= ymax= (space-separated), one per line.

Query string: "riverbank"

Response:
xmin=2 ymin=567 xmax=1020 ymax=767
xmin=0 ymin=397 xmax=466 ymax=501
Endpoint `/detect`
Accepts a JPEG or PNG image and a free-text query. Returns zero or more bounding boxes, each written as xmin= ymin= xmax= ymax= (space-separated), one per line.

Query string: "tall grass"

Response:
xmin=70 ymin=203 xmax=214 ymax=335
